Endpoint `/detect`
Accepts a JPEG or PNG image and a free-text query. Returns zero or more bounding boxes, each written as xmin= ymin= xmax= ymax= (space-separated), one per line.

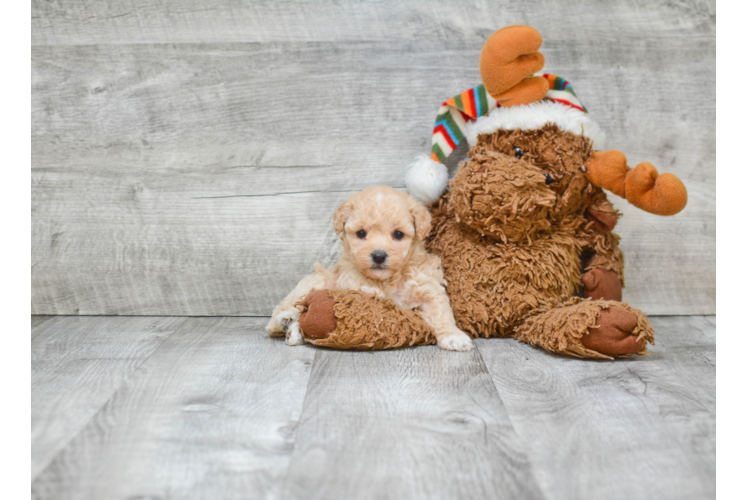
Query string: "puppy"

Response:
xmin=265 ymin=185 xmax=474 ymax=351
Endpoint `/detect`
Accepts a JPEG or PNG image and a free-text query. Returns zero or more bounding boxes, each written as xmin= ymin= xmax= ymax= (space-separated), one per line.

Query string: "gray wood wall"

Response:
xmin=31 ymin=0 xmax=715 ymax=316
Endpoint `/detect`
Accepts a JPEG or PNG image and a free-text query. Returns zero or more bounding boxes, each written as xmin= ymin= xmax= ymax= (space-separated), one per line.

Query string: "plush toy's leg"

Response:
xmin=297 ymin=289 xmax=437 ymax=350
xmin=513 ymin=298 xmax=654 ymax=360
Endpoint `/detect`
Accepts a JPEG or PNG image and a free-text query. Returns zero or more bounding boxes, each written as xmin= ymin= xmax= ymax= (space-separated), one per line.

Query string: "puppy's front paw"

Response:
xmin=360 ymin=286 xmax=386 ymax=299
xmin=285 ymin=322 xmax=306 ymax=346
xmin=437 ymin=330 xmax=475 ymax=352
xmin=267 ymin=309 xmax=300 ymax=336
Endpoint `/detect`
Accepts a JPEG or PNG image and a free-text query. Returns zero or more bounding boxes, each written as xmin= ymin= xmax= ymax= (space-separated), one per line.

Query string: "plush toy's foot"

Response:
xmin=514 ymin=298 xmax=654 ymax=360
xmin=581 ymin=306 xmax=643 ymax=356
xmin=296 ymin=289 xmax=436 ymax=350
xmin=298 ymin=289 xmax=338 ymax=340
xmin=582 ymin=268 xmax=622 ymax=301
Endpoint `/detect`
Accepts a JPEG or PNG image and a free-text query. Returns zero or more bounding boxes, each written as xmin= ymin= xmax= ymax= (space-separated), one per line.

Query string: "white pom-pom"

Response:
xmin=405 ymin=154 xmax=449 ymax=205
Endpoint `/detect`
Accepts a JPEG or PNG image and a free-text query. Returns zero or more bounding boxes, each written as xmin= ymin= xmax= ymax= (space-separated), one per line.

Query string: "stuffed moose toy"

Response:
xmin=290 ymin=25 xmax=687 ymax=359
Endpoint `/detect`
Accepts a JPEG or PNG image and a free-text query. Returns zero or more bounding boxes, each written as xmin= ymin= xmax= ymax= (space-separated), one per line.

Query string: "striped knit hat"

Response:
xmin=405 ymin=74 xmax=605 ymax=204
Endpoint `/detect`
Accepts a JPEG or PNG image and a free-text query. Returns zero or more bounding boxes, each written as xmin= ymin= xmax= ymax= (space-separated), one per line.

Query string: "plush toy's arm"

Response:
xmin=583 ymin=190 xmax=620 ymax=234
xmin=577 ymin=193 xmax=625 ymax=301
xmin=579 ymin=191 xmax=623 ymax=270
xmin=581 ymin=231 xmax=624 ymax=280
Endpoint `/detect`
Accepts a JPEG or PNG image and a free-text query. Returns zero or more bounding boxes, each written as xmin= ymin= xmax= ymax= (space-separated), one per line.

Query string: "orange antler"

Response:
xmin=479 ymin=25 xmax=549 ymax=107
xmin=585 ymin=150 xmax=688 ymax=216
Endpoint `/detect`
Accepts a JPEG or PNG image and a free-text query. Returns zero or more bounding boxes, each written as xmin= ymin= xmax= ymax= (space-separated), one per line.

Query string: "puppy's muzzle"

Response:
xmin=371 ymin=251 xmax=387 ymax=265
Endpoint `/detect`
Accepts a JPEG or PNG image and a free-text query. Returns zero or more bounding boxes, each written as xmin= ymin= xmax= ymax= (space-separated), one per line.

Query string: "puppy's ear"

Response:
xmin=333 ymin=198 xmax=352 ymax=234
xmin=408 ymin=196 xmax=432 ymax=240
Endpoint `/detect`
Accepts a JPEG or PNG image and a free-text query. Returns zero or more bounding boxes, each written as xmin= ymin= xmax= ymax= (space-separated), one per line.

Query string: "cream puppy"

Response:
xmin=266 ymin=185 xmax=474 ymax=351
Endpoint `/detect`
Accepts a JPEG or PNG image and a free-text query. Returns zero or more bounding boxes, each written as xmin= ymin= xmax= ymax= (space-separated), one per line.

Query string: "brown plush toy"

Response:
xmin=297 ymin=25 xmax=687 ymax=359
xmin=405 ymin=25 xmax=687 ymax=359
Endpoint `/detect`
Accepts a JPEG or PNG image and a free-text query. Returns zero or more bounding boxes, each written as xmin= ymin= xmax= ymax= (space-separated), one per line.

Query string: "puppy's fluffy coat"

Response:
xmin=266 ymin=185 xmax=474 ymax=351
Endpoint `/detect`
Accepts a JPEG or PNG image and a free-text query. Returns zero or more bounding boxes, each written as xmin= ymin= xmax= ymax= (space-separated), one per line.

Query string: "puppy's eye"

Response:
xmin=514 ymin=146 xmax=525 ymax=159
xmin=356 ymin=229 xmax=367 ymax=239
xmin=393 ymin=230 xmax=404 ymax=240
xmin=545 ymin=174 xmax=554 ymax=185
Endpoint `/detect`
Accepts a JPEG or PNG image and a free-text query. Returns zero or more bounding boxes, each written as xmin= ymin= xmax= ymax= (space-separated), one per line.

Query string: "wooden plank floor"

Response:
xmin=31 ymin=315 xmax=715 ymax=500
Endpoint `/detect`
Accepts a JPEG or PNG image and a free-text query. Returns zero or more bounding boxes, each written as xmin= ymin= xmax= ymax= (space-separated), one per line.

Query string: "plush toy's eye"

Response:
xmin=514 ymin=146 xmax=525 ymax=159
xmin=356 ymin=230 xmax=367 ymax=238
xmin=393 ymin=230 xmax=404 ymax=240
xmin=545 ymin=174 xmax=554 ymax=185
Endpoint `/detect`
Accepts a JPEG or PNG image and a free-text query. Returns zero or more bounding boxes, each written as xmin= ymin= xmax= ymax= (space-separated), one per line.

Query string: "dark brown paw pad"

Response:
xmin=298 ymin=290 xmax=338 ymax=340
xmin=582 ymin=268 xmax=622 ymax=302
xmin=582 ymin=306 xmax=644 ymax=356
xmin=584 ymin=206 xmax=618 ymax=233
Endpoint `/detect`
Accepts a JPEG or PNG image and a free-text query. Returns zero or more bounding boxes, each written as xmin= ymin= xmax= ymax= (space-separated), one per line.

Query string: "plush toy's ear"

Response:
xmin=333 ymin=198 xmax=353 ymax=234
xmin=407 ymin=195 xmax=432 ymax=240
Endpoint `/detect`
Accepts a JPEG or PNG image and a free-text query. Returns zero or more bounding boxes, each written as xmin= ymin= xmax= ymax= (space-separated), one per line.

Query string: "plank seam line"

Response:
xmin=472 ymin=342 xmax=549 ymax=500
xmin=191 ymin=187 xmax=406 ymax=199
xmin=30 ymin=314 xmax=279 ymax=319
xmin=29 ymin=33 xmax=717 ymax=49
xmin=225 ymin=165 xmax=339 ymax=170
xmin=278 ymin=347 xmax=321 ymax=498
xmin=30 ymin=316 xmax=190 ymax=483
xmin=30 ymin=316 xmax=64 ymax=338
xmin=191 ymin=189 xmax=357 ymax=199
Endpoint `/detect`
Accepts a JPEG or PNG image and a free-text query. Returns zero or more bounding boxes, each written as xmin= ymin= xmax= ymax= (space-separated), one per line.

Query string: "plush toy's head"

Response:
xmin=448 ymin=123 xmax=595 ymax=243
xmin=405 ymin=25 xmax=687 ymax=217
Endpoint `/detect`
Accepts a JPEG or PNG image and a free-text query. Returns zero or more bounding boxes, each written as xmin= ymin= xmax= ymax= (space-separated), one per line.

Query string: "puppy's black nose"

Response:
xmin=371 ymin=251 xmax=387 ymax=265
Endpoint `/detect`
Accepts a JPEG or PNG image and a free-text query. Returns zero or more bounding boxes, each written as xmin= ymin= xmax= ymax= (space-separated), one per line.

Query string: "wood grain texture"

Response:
xmin=31 ymin=0 xmax=715 ymax=46
xmin=31 ymin=1 xmax=715 ymax=316
xmin=31 ymin=315 xmax=55 ymax=331
xmin=31 ymin=315 xmax=715 ymax=498
xmin=475 ymin=315 xmax=716 ymax=500
xmin=31 ymin=317 xmax=316 ymax=500
xmin=31 ymin=315 xmax=185 ymax=480
xmin=283 ymin=346 xmax=544 ymax=500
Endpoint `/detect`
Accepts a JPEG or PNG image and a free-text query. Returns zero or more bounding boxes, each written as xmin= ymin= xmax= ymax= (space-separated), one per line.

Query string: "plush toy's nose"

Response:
xmin=371 ymin=251 xmax=387 ymax=265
